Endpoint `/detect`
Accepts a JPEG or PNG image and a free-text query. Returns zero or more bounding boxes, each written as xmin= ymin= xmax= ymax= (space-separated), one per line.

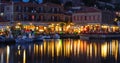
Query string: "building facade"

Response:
xmin=72 ymin=7 xmax=115 ymax=25
xmin=4 ymin=2 xmax=68 ymax=23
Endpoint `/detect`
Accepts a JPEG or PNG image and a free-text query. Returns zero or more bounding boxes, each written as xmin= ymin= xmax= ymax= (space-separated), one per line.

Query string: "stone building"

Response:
xmin=72 ymin=7 xmax=115 ymax=25
xmin=3 ymin=2 xmax=70 ymax=23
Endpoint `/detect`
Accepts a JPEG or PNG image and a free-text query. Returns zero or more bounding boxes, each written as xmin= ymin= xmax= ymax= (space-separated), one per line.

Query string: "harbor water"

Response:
xmin=0 ymin=39 xmax=120 ymax=63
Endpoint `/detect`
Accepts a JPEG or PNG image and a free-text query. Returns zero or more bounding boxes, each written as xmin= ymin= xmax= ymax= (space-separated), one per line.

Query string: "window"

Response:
xmin=93 ymin=16 xmax=95 ymax=20
xmin=74 ymin=16 xmax=76 ymax=21
xmin=18 ymin=6 xmax=21 ymax=12
xmin=89 ymin=16 xmax=91 ymax=21
xmin=6 ymin=7 xmax=9 ymax=10
xmin=85 ymin=16 xmax=87 ymax=21
xmin=77 ymin=16 xmax=79 ymax=21
xmin=39 ymin=7 xmax=43 ymax=13
xmin=97 ymin=15 xmax=100 ymax=20
xmin=57 ymin=8 xmax=60 ymax=12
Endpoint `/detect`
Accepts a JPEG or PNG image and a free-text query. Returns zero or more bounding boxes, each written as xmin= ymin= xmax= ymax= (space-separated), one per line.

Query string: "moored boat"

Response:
xmin=15 ymin=35 xmax=33 ymax=43
xmin=53 ymin=34 xmax=60 ymax=39
xmin=0 ymin=36 xmax=15 ymax=44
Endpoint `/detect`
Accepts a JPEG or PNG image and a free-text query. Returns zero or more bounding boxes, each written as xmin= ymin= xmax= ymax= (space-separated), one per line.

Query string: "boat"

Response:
xmin=33 ymin=35 xmax=44 ymax=42
xmin=80 ymin=35 xmax=89 ymax=40
xmin=15 ymin=35 xmax=33 ymax=43
xmin=0 ymin=36 xmax=15 ymax=44
xmin=0 ymin=36 xmax=6 ymax=43
xmin=53 ymin=34 xmax=60 ymax=39
xmin=44 ymin=35 xmax=51 ymax=39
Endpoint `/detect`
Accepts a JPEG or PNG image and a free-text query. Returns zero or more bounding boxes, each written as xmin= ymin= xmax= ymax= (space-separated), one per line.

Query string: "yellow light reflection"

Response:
xmin=56 ymin=40 xmax=62 ymax=56
xmin=36 ymin=44 xmax=39 ymax=54
xmin=74 ymin=41 xmax=77 ymax=56
xmin=77 ymin=40 xmax=80 ymax=55
xmin=111 ymin=40 xmax=118 ymax=60
xmin=52 ymin=42 xmax=54 ymax=57
xmin=94 ymin=43 xmax=97 ymax=57
xmin=6 ymin=45 xmax=10 ymax=63
xmin=101 ymin=43 xmax=107 ymax=58
xmin=44 ymin=41 xmax=46 ymax=55
xmin=87 ymin=44 xmax=90 ymax=57
xmin=90 ymin=44 xmax=92 ymax=57
xmin=40 ymin=44 xmax=43 ymax=55
xmin=18 ymin=50 xmax=20 ymax=55
xmin=23 ymin=50 xmax=26 ymax=63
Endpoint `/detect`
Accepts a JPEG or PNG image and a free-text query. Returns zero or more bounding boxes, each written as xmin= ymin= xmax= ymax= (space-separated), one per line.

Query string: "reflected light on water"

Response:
xmin=56 ymin=39 xmax=62 ymax=56
xmin=87 ymin=44 xmax=90 ymax=57
xmin=77 ymin=40 xmax=80 ymax=55
xmin=94 ymin=43 xmax=97 ymax=57
xmin=101 ymin=42 xmax=107 ymax=58
xmin=1 ymin=39 xmax=120 ymax=63
xmin=1 ymin=52 xmax=3 ymax=63
xmin=6 ymin=45 xmax=10 ymax=63
xmin=40 ymin=44 xmax=43 ymax=56
xmin=23 ymin=49 xmax=26 ymax=63
xmin=90 ymin=43 xmax=92 ymax=57
xmin=111 ymin=40 xmax=119 ymax=60
xmin=74 ymin=41 xmax=77 ymax=56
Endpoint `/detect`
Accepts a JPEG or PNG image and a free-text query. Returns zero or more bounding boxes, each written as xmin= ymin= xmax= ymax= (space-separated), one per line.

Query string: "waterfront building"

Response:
xmin=72 ymin=7 xmax=115 ymax=25
xmin=3 ymin=2 xmax=69 ymax=24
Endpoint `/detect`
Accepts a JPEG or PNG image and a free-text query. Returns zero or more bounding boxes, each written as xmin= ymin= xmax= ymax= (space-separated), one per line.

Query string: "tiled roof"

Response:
xmin=74 ymin=7 xmax=101 ymax=13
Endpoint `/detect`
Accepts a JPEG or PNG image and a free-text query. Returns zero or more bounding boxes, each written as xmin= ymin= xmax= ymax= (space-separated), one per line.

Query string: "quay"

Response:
xmin=60 ymin=34 xmax=80 ymax=39
xmin=80 ymin=33 xmax=120 ymax=40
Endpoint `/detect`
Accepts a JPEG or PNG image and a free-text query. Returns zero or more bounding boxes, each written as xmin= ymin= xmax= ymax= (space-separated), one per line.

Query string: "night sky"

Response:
xmin=12 ymin=0 xmax=43 ymax=3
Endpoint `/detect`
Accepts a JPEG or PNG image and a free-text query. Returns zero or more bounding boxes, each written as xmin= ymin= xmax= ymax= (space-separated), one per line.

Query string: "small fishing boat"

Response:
xmin=0 ymin=36 xmax=15 ymax=44
xmin=33 ymin=35 xmax=44 ymax=42
xmin=15 ymin=35 xmax=33 ymax=43
xmin=53 ymin=34 xmax=60 ymax=39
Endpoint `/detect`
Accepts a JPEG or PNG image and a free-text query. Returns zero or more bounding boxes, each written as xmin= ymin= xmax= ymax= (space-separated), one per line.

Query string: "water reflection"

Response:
xmin=0 ymin=39 xmax=120 ymax=63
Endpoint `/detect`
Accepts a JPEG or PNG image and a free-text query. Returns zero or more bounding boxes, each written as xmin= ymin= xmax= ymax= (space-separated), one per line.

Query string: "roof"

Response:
xmin=43 ymin=3 xmax=62 ymax=7
xmin=72 ymin=7 xmax=101 ymax=13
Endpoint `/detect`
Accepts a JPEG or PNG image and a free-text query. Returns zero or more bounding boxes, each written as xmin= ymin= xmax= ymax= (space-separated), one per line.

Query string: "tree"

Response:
xmin=99 ymin=0 xmax=112 ymax=2
xmin=64 ymin=1 xmax=72 ymax=10
xmin=83 ymin=0 xmax=97 ymax=6
xmin=43 ymin=0 xmax=61 ymax=4
xmin=51 ymin=0 xmax=61 ymax=4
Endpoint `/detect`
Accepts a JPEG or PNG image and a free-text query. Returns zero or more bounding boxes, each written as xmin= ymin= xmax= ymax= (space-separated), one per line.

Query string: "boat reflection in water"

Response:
xmin=0 ymin=39 xmax=120 ymax=63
